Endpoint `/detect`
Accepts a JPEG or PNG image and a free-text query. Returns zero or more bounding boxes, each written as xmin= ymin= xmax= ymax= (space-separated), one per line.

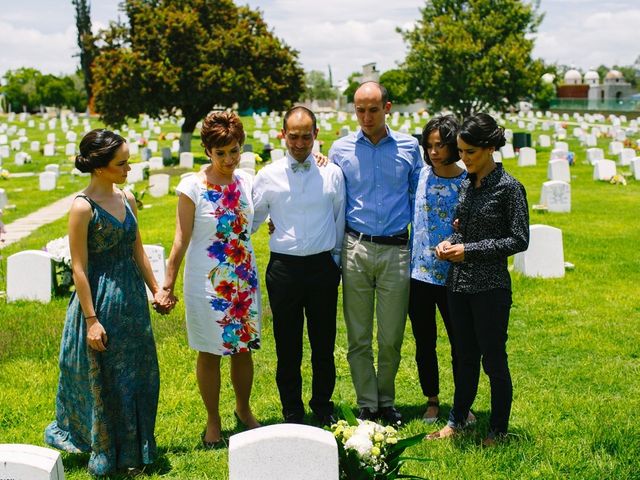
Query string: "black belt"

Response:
xmin=345 ymin=226 xmax=408 ymax=246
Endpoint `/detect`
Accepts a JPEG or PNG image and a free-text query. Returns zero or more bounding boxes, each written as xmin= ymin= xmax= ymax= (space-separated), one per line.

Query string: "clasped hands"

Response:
xmin=153 ymin=288 xmax=178 ymax=314
xmin=435 ymin=241 xmax=465 ymax=263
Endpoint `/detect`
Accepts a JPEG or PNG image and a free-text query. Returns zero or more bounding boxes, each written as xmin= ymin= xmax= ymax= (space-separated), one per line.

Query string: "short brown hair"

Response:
xmin=200 ymin=111 xmax=245 ymax=152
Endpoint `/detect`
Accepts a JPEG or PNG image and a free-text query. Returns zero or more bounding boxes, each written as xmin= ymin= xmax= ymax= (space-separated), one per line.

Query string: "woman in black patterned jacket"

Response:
xmin=426 ymin=113 xmax=529 ymax=446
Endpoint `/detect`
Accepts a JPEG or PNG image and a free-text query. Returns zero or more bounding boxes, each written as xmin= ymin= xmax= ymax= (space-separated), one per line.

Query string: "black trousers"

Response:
xmin=265 ymin=251 xmax=340 ymax=417
xmin=447 ymin=288 xmax=513 ymax=434
xmin=408 ymin=279 xmax=457 ymax=398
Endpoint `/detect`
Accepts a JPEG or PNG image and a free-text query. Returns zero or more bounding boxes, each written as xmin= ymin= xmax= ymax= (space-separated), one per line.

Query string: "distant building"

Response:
xmin=351 ymin=63 xmax=380 ymax=84
xmin=556 ymin=68 xmax=634 ymax=103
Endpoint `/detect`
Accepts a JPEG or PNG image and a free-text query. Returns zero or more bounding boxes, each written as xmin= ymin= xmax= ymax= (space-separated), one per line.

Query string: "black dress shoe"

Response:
xmin=283 ymin=411 xmax=305 ymax=424
xmin=379 ymin=406 xmax=402 ymax=425
xmin=314 ymin=413 xmax=337 ymax=427
xmin=357 ymin=407 xmax=378 ymax=421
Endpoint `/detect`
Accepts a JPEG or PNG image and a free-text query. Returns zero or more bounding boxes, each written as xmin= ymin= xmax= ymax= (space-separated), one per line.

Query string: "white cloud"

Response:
xmin=0 ymin=21 xmax=78 ymax=74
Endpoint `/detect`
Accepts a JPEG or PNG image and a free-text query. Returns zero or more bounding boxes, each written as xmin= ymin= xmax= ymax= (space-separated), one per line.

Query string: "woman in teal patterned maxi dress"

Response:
xmin=44 ymin=129 xmax=167 ymax=476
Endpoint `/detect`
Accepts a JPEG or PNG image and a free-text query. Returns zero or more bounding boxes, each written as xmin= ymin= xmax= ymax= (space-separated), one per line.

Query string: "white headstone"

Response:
xmin=499 ymin=143 xmax=515 ymax=159
xmin=584 ymin=134 xmax=597 ymax=147
xmin=128 ymin=163 xmax=145 ymax=184
xmin=179 ymin=152 xmax=194 ymax=169
xmin=10 ymin=139 xmax=21 ymax=150
xmin=239 ymin=152 xmax=256 ymax=170
xmin=43 ymin=144 xmax=55 ymax=157
xmin=540 ymin=180 xmax=570 ymax=213
xmin=554 ymin=141 xmax=569 ymax=152
xmin=548 ymin=159 xmax=570 ymax=183
xmin=65 ymin=143 xmax=76 ymax=156
xmin=7 ymin=251 xmax=54 ymax=303
xmin=46 ymin=133 xmax=56 ymax=144
xmin=550 ymin=149 xmax=568 ymax=161
xmin=39 ymin=171 xmax=57 ymax=191
xmin=492 ymin=151 xmax=502 ymax=163
xmin=0 ymin=444 xmax=64 ymax=479
xmin=149 ymin=156 xmax=164 ymax=170
xmin=631 ymin=158 xmax=640 ymax=181
xmin=149 ymin=173 xmax=170 ymax=197
xmin=148 ymin=140 xmax=158 ymax=152
xmin=592 ymin=160 xmax=617 ymax=181
xmin=228 ymin=424 xmax=338 ymax=480
xmin=517 ymin=147 xmax=536 ymax=167
xmin=538 ymin=135 xmax=551 ymax=148
xmin=514 ymin=225 xmax=564 ymax=278
xmin=15 ymin=152 xmax=28 ymax=166
xmin=66 ymin=131 xmax=77 ymax=142
xmin=0 ymin=188 xmax=7 ymax=209
xmin=30 ymin=141 xmax=40 ymax=152
xmin=618 ymin=148 xmax=635 ymax=166
xmin=608 ymin=141 xmax=623 ymax=155
xmin=586 ymin=148 xmax=604 ymax=165
xmin=129 ymin=142 xmax=139 ymax=156
xmin=143 ymin=245 xmax=166 ymax=301
xmin=45 ymin=164 xmax=60 ymax=178
xmin=0 ymin=145 xmax=9 ymax=159
xmin=270 ymin=148 xmax=285 ymax=161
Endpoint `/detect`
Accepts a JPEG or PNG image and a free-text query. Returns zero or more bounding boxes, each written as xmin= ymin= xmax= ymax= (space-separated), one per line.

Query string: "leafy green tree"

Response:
xmin=342 ymin=71 xmax=362 ymax=103
xmin=72 ymin=0 xmax=96 ymax=104
xmin=596 ymin=64 xmax=637 ymax=88
xmin=379 ymin=69 xmax=415 ymax=104
xmin=303 ymin=70 xmax=335 ymax=101
xmin=91 ymin=0 xmax=304 ymax=152
xmin=1 ymin=68 xmax=87 ymax=112
xmin=401 ymin=0 xmax=544 ymax=118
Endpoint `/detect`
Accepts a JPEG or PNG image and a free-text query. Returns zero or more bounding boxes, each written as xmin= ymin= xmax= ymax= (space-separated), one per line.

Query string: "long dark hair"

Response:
xmin=421 ymin=115 xmax=460 ymax=166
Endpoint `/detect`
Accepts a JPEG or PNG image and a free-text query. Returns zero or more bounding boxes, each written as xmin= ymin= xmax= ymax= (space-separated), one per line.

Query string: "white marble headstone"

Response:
xmin=270 ymin=148 xmax=285 ymax=161
xmin=149 ymin=156 xmax=164 ymax=170
xmin=127 ymin=163 xmax=145 ymax=184
xmin=554 ymin=141 xmax=568 ymax=152
xmin=540 ymin=180 xmax=570 ymax=213
xmin=631 ymin=158 xmax=640 ymax=181
xmin=537 ymin=135 xmax=551 ymax=148
xmin=65 ymin=143 xmax=76 ymax=156
xmin=608 ymin=141 xmax=623 ymax=156
xmin=143 ymin=244 xmax=166 ymax=301
xmin=30 ymin=141 xmax=40 ymax=152
xmin=39 ymin=171 xmax=57 ymax=191
xmin=592 ymin=160 xmax=616 ymax=181
xmin=0 ymin=188 xmax=8 ymax=209
xmin=179 ymin=152 xmax=194 ymax=169
xmin=517 ymin=147 xmax=536 ymax=167
xmin=514 ymin=224 xmax=565 ymax=278
xmin=586 ymin=148 xmax=604 ymax=165
xmin=149 ymin=173 xmax=170 ymax=197
xmin=0 ymin=444 xmax=64 ymax=479
xmin=7 ymin=251 xmax=54 ymax=303
xmin=618 ymin=148 xmax=635 ymax=166
xmin=548 ymin=159 xmax=570 ymax=183
xmin=228 ymin=424 xmax=338 ymax=480
xmin=45 ymin=164 xmax=60 ymax=178
xmin=43 ymin=144 xmax=55 ymax=157
xmin=499 ymin=143 xmax=515 ymax=159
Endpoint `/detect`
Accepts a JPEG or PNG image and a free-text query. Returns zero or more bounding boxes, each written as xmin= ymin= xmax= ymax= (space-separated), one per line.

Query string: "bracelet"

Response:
xmin=85 ymin=315 xmax=97 ymax=320
xmin=162 ymin=286 xmax=173 ymax=292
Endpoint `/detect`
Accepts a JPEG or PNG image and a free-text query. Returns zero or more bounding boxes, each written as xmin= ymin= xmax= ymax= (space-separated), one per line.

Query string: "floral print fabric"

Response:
xmin=410 ymin=166 xmax=466 ymax=285
xmin=178 ymin=171 xmax=261 ymax=356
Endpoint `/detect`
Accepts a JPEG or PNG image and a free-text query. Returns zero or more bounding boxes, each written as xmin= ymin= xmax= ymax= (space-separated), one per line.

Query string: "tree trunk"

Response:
xmin=179 ymin=114 xmax=200 ymax=153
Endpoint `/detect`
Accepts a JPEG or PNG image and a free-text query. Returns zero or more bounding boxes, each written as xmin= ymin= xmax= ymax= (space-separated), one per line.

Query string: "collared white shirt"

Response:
xmin=252 ymin=152 xmax=346 ymax=263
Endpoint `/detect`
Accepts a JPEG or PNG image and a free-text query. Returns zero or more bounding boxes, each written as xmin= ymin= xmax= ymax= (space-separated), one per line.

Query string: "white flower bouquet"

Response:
xmin=44 ymin=235 xmax=73 ymax=295
xmin=331 ymin=407 xmax=428 ymax=480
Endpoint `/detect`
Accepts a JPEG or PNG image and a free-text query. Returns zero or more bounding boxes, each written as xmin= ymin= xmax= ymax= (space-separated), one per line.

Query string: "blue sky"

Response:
xmin=1 ymin=0 xmax=638 ymax=82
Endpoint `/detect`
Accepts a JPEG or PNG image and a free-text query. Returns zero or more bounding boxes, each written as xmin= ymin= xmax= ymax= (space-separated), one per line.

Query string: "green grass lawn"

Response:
xmin=0 ymin=112 xmax=639 ymax=479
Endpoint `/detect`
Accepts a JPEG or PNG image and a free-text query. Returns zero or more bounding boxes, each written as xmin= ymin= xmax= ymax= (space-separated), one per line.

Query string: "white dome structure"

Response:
xmin=541 ymin=73 xmax=555 ymax=84
xmin=605 ymin=69 xmax=624 ymax=83
xmin=563 ymin=69 xmax=582 ymax=85
xmin=584 ymin=69 xmax=599 ymax=86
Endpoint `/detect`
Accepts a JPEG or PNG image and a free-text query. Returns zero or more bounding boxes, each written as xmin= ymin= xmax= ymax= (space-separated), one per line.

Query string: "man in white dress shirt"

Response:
xmin=252 ymin=106 xmax=346 ymax=426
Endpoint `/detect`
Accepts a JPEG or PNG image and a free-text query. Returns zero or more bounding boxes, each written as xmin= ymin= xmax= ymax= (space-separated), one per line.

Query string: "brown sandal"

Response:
xmin=422 ymin=400 xmax=440 ymax=424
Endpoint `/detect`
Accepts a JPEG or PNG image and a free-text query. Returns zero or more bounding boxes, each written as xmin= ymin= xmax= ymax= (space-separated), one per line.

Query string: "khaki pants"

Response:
xmin=341 ymin=233 xmax=410 ymax=409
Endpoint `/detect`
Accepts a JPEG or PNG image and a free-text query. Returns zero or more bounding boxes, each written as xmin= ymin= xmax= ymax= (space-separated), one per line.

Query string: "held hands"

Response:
xmin=86 ymin=318 xmax=108 ymax=351
xmin=435 ymin=241 xmax=465 ymax=263
xmin=153 ymin=288 xmax=178 ymax=314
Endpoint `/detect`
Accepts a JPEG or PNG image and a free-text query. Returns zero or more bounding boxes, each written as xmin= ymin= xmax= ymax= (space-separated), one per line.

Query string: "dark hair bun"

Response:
xmin=75 ymin=154 xmax=93 ymax=173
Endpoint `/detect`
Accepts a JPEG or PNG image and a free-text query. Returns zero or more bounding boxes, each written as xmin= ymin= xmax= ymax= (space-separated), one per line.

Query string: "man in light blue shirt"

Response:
xmin=329 ymin=81 xmax=422 ymax=424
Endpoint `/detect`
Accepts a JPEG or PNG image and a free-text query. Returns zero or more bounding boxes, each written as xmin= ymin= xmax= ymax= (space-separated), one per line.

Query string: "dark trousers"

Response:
xmin=408 ymin=279 xmax=457 ymax=398
xmin=265 ymin=251 xmax=340 ymax=417
xmin=447 ymin=288 xmax=513 ymax=434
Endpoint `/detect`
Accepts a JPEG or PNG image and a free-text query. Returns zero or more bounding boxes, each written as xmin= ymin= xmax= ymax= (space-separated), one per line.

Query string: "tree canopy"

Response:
xmin=1 ymin=68 xmax=87 ymax=112
xmin=379 ymin=69 xmax=415 ymax=105
xmin=72 ymin=0 xmax=96 ymax=105
xmin=303 ymin=70 xmax=335 ymax=102
xmin=92 ymin=0 xmax=305 ymax=151
xmin=401 ymin=0 xmax=544 ymax=118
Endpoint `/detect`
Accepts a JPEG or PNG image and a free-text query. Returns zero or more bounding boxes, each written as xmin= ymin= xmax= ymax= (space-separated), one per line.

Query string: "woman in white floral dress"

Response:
xmin=158 ymin=112 xmax=261 ymax=449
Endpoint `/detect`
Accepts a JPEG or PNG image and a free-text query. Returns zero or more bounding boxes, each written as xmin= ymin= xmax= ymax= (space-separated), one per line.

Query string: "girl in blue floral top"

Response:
xmin=409 ymin=115 xmax=468 ymax=424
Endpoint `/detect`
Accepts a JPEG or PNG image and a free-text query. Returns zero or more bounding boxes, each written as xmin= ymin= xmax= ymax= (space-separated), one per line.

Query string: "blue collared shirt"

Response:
xmin=329 ymin=126 xmax=423 ymax=236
